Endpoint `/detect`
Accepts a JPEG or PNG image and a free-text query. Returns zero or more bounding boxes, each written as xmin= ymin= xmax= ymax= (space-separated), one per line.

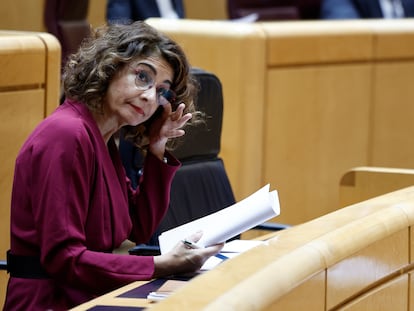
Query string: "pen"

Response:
xmin=181 ymin=240 xmax=229 ymax=261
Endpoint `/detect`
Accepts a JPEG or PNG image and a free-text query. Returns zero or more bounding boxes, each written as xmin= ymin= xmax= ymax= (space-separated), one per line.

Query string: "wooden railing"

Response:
xmin=340 ymin=166 xmax=414 ymax=207
xmin=149 ymin=185 xmax=414 ymax=310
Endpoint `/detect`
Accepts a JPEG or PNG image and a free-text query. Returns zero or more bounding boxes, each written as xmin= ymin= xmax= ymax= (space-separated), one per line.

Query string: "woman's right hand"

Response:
xmin=152 ymin=231 xmax=224 ymax=278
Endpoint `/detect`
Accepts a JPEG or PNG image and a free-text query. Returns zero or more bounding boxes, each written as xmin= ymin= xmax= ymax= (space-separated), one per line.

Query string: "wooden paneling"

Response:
xmin=88 ymin=0 xmax=106 ymax=28
xmin=0 ymin=0 xmax=46 ymax=32
xmin=0 ymin=35 xmax=45 ymax=87
xmin=410 ymin=271 xmax=414 ymax=311
xmin=183 ymin=0 xmax=227 ymax=20
xmin=370 ymin=62 xmax=414 ymax=167
xmin=372 ymin=20 xmax=414 ymax=60
xmin=262 ymin=21 xmax=373 ymax=66
xmin=339 ymin=275 xmax=408 ymax=311
xmin=264 ymin=64 xmax=371 ymax=224
xmin=326 ymin=229 xmax=408 ymax=309
xmin=147 ymin=19 xmax=414 ymax=228
xmin=267 ymin=272 xmax=326 ymax=310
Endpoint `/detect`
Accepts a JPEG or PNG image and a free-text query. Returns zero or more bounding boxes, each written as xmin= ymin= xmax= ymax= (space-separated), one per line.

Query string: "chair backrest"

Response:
xmin=44 ymin=0 xmax=90 ymax=66
xmin=159 ymin=67 xmax=235 ymax=229
xmin=170 ymin=68 xmax=223 ymax=161
xmin=151 ymin=69 xmax=236 ymax=244
xmin=226 ymin=0 xmax=321 ymax=21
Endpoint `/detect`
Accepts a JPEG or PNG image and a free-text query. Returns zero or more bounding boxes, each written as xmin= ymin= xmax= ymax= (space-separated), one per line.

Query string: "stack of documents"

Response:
xmin=158 ymin=184 xmax=280 ymax=269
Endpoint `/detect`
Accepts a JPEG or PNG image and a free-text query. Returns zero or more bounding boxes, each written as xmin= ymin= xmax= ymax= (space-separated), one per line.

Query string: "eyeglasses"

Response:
xmin=133 ymin=64 xmax=176 ymax=106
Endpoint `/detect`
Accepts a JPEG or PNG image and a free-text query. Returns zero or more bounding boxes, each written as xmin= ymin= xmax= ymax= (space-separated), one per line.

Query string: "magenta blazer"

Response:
xmin=4 ymin=99 xmax=180 ymax=310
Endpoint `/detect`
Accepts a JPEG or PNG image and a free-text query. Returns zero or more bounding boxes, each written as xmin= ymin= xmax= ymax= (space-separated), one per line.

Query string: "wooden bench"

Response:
xmin=0 ymin=30 xmax=60 ymax=307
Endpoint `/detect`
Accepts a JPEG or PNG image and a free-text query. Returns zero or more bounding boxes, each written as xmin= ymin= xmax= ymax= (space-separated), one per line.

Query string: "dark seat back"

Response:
xmin=171 ymin=68 xmax=223 ymax=161
xmin=157 ymin=68 xmax=236 ymax=235
xmin=227 ymin=0 xmax=300 ymax=20
xmin=44 ymin=0 xmax=91 ymax=66
xmin=227 ymin=0 xmax=322 ymax=21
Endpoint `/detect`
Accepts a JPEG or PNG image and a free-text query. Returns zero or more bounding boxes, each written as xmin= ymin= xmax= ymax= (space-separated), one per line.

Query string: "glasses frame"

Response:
xmin=132 ymin=65 xmax=176 ymax=106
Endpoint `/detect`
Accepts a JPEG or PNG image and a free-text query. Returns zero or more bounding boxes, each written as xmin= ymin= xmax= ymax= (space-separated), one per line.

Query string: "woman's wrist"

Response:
xmin=153 ymin=253 xmax=178 ymax=278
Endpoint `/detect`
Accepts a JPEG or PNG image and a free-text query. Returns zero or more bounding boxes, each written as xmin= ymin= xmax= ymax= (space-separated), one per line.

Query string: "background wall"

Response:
xmin=0 ymin=0 xmax=227 ymax=33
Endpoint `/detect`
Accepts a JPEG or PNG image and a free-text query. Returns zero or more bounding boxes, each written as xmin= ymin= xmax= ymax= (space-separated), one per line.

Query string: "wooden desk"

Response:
xmin=72 ymin=185 xmax=414 ymax=310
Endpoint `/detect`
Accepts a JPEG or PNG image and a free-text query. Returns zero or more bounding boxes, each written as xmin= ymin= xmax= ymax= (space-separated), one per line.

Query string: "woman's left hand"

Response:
xmin=148 ymin=103 xmax=192 ymax=161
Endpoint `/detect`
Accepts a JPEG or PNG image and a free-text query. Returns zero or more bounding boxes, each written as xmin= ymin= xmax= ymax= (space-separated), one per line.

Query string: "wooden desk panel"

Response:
xmin=267 ymin=272 xmax=326 ymax=310
xmin=264 ymin=64 xmax=371 ymax=224
xmin=0 ymin=35 xmax=45 ymax=87
xmin=339 ymin=275 xmax=408 ymax=311
xmin=262 ymin=21 xmax=373 ymax=66
xmin=370 ymin=62 xmax=414 ymax=167
xmin=372 ymin=19 xmax=414 ymax=60
xmin=326 ymin=229 xmax=408 ymax=309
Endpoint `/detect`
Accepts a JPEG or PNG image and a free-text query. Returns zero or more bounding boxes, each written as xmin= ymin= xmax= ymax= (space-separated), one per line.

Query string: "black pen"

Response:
xmin=181 ymin=240 xmax=229 ymax=261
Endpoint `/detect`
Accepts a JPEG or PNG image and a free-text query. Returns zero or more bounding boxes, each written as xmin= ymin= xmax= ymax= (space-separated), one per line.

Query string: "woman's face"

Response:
xmin=103 ymin=55 xmax=174 ymax=129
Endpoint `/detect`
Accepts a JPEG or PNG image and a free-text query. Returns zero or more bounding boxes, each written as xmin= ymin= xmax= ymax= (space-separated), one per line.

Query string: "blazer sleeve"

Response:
xmin=127 ymin=151 xmax=181 ymax=243
xmin=26 ymin=123 xmax=157 ymax=294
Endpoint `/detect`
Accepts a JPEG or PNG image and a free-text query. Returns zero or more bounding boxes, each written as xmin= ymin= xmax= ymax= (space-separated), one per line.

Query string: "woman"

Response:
xmin=3 ymin=21 xmax=223 ymax=310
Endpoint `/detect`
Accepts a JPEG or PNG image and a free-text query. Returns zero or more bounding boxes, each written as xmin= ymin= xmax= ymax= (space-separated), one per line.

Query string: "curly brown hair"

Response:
xmin=62 ymin=21 xmax=199 ymax=150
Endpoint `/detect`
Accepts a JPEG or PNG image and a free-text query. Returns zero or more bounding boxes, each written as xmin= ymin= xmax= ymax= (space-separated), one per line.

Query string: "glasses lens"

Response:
xmin=135 ymin=68 xmax=155 ymax=90
xmin=157 ymin=87 xmax=176 ymax=106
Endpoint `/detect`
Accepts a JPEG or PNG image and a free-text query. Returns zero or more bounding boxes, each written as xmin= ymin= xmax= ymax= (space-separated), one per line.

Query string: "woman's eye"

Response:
xmin=157 ymin=87 xmax=176 ymax=106
xmin=136 ymin=70 xmax=151 ymax=85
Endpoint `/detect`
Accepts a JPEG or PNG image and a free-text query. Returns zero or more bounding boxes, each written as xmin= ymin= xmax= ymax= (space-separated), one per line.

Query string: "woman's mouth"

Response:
xmin=130 ymin=104 xmax=145 ymax=116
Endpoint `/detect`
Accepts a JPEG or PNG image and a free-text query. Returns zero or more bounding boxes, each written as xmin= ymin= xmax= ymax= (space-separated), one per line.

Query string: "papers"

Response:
xmin=147 ymin=280 xmax=187 ymax=302
xmin=159 ymin=184 xmax=280 ymax=254
xmin=221 ymin=239 xmax=265 ymax=253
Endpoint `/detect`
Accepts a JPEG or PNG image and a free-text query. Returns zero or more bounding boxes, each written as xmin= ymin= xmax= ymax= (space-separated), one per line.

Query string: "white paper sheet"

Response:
xmin=159 ymin=184 xmax=280 ymax=254
xmin=200 ymin=240 xmax=267 ymax=270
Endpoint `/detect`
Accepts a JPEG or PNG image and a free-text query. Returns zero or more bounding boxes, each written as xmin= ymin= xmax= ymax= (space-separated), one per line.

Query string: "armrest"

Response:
xmin=253 ymin=222 xmax=291 ymax=231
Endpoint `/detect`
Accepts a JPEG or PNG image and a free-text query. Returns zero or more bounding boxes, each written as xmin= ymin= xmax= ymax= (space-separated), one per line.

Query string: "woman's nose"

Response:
xmin=141 ymin=86 xmax=157 ymax=105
